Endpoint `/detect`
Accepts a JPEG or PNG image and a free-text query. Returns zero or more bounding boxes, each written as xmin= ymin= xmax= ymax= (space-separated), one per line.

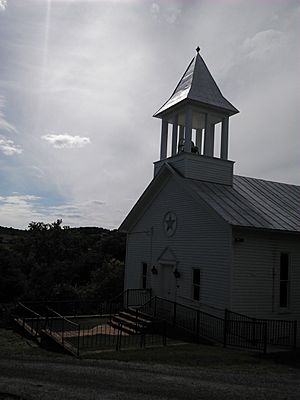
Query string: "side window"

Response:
xmin=142 ymin=262 xmax=147 ymax=289
xmin=192 ymin=269 xmax=200 ymax=301
xmin=279 ymin=253 xmax=290 ymax=308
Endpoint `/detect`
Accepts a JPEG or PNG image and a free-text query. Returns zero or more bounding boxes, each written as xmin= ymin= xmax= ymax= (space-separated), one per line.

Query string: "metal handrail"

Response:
xmin=17 ymin=302 xmax=41 ymax=318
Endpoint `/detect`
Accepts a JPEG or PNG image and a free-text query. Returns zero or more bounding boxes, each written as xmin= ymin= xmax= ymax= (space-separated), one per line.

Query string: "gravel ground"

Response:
xmin=0 ymin=356 xmax=300 ymax=400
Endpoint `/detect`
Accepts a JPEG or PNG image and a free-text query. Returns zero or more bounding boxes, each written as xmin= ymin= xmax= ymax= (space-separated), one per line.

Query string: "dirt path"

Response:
xmin=0 ymin=356 xmax=300 ymax=400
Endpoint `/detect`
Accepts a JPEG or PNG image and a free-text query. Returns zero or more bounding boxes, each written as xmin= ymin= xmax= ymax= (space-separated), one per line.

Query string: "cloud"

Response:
xmin=151 ymin=2 xmax=160 ymax=16
xmin=0 ymin=95 xmax=17 ymax=133
xmin=0 ymin=194 xmax=107 ymax=229
xmin=243 ymin=30 xmax=285 ymax=59
xmin=0 ymin=194 xmax=40 ymax=204
xmin=42 ymin=133 xmax=91 ymax=149
xmin=0 ymin=136 xmax=23 ymax=155
xmin=0 ymin=0 xmax=7 ymax=12
xmin=150 ymin=2 xmax=181 ymax=24
xmin=0 ymin=194 xmax=43 ymax=229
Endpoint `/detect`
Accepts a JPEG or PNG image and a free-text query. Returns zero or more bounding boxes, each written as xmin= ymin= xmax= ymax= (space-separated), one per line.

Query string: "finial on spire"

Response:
xmin=196 ymin=46 xmax=200 ymax=54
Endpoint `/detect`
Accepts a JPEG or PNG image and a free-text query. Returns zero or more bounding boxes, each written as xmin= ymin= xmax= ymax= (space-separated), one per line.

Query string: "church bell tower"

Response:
xmin=154 ymin=47 xmax=239 ymax=186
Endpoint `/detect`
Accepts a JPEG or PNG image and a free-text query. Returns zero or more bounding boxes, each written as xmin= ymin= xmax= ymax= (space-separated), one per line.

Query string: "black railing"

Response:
xmin=78 ymin=322 xmax=166 ymax=353
xmin=12 ymin=291 xmax=297 ymax=354
xmin=226 ymin=310 xmax=297 ymax=348
xmin=23 ymin=300 xmax=112 ymax=318
xmin=14 ymin=302 xmax=42 ymax=338
xmin=139 ymin=297 xmax=297 ymax=353
xmin=139 ymin=296 xmax=224 ymax=344
xmin=44 ymin=307 xmax=80 ymax=357
xmin=21 ymin=289 xmax=152 ymax=318
xmin=110 ymin=289 xmax=152 ymax=310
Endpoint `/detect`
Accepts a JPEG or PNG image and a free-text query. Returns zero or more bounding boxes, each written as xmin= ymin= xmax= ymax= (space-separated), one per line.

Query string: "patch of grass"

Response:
xmin=0 ymin=328 xmax=41 ymax=357
xmin=83 ymin=342 xmax=270 ymax=368
xmin=1 ymin=328 xmax=298 ymax=372
xmin=262 ymin=349 xmax=300 ymax=369
xmin=0 ymin=329 xmax=70 ymax=359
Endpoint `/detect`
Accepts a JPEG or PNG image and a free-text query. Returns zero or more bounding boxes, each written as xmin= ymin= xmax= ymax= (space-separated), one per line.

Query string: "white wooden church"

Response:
xmin=119 ymin=48 xmax=300 ymax=324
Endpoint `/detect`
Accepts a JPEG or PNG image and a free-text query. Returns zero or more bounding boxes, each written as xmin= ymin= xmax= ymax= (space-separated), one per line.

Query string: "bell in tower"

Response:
xmin=153 ymin=47 xmax=239 ymax=186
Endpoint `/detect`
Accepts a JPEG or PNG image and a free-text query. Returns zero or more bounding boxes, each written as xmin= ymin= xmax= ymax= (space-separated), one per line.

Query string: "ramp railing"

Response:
xmin=44 ymin=307 xmax=80 ymax=356
xmin=139 ymin=296 xmax=297 ymax=353
xmin=14 ymin=302 xmax=42 ymax=338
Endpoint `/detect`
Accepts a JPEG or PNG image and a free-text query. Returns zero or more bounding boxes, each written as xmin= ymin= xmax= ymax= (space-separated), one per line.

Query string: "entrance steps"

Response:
xmin=108 ymin=308 xmax=154 ymax=335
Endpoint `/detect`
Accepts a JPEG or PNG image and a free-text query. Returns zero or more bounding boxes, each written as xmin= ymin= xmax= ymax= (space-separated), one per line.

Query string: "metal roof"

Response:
xmin=187 ymin=175 xmax=300 ymax=232
xmin=154 ymin=53 xmax=239 ymax=117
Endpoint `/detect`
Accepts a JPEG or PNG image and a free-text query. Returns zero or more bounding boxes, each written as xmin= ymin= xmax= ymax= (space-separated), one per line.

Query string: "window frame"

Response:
xmin=141 ymin=262 xmax=148 ymax=289
xmin=279 ymin=252 xmax=290 ymax=310
xmin=192 ymin=268 xmax=201 ymax=301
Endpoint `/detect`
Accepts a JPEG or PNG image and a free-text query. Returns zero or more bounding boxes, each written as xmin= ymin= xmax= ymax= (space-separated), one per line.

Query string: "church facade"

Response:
xmin=119 ymin=49 xmax=300 ymax=325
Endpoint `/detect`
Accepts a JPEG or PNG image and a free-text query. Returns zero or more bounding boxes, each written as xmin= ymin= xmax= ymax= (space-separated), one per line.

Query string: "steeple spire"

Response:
xmin=154 ymin=51 xmax=238 ymax=117
xmin=154 ymin=49 xmax=239 ymax=181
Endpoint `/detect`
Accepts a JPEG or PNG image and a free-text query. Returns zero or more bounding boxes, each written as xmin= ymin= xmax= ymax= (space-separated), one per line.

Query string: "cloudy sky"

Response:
xmin=0 ymin=0 xmax=299 ymax=229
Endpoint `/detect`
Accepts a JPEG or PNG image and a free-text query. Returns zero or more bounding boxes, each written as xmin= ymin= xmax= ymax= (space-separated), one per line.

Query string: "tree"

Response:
xmin=0 ymin=248 xmax=26 ymax=302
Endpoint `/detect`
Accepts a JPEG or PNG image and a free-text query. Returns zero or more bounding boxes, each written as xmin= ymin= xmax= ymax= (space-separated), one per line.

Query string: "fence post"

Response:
xmin=62 ymin=317 xmax=65 ymax=346
xmin=136 ymin=308 xmax=139 ymax=332
xmin=223 ymin=309 xmax=228 ymax=348
xmin=77 ymin=324 xmax=81 ymax=357
xmin=293 ymin=320 xmax=297 ymax=349
xmin=196 ymin=310 xmax=200 ymax=343
xmin=163 ymin=320 xmax=167 ymax=346
xmin=109 ymin=302 xmax=113 ymax=322
xmin=22 ymin=306 xmax=25 ymax=330
xmin=119 ymin=324 xmax=123 ymax=350
xmin=116 ymin=323 xmax=122 ymax=351
xmin=173 ymin=302 xmax=177 ymax=326
xmin=263 ymin=322 xmax=267 ymax=354
xmin=149 ymin=288 xmax=152 ymax=300
xmin=140 ymin=333 xmax=145 ymax=348
xmin=252 ymin=318 xmax=256 ymax=344
xmin=126 ymin=290 xmax=129 ymax=309
xmin=116 ymin=326 xmax=119 ymax=351
xmin=36 ymin=316 xmax=40 ymax=337
xmin=44 ymin=308 xmax=49 ymax=330
xmin=154 ymin=297 xmax=157 ymax=318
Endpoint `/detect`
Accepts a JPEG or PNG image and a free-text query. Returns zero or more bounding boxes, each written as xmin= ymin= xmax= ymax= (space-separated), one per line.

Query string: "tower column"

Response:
xmin=171 ymin=115 xmax=178 ymax=156
xmin=221 ymin=116 xmax=229 ymax=160
xmin=160 ymin=119 xmax=168 ymax=160
xmin=184 ymin=107 xmax=192 ymax=152
xmin=179 ymin=125 xmax=184 ymax=141
xmin=196 ymin=129 xmax=202 ymax=154
xmin=204 ymin=114 xmax=215 ymax=157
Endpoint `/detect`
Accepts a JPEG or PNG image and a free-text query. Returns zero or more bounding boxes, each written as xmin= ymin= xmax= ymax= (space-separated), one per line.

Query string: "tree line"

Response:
xmin=0 ymin=220 xmax=126 ymax=303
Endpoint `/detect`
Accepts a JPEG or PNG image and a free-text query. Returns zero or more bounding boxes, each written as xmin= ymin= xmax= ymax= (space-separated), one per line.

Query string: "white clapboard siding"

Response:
xmin=232 ymin=227 xmax=300 ymax=322
xmin=125 ymin=175 xmax=232 ymax=310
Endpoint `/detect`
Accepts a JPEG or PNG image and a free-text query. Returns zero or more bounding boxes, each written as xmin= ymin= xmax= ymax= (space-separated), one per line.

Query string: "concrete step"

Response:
xmin=127 ymin=307 xmax=154 ymax=321
xmin=118 ymin=311 xmax=152 ymax=325
xmin=108 ymin=321 xmax=138 ymax=335
xmin=111 ymin=315 xmax=147 ymax=332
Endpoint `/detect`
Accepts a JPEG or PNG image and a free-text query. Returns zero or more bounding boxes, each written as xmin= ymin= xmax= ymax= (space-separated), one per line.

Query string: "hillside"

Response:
xmin=0 ymin=222 xmax=126 ymax=303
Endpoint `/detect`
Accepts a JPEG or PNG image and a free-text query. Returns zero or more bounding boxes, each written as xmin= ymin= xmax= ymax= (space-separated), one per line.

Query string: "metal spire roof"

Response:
xmin=154 ymin=50 xmax=239 ymax=117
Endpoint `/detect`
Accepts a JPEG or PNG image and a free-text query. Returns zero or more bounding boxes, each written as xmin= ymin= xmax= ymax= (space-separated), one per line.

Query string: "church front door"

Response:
xmin=160 ymin=264 xmax=176 ymax=301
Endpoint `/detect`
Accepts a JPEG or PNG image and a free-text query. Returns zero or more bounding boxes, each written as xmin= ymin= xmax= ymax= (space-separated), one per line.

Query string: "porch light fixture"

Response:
xmin=151 ymin=265 xmax=158 ymax=275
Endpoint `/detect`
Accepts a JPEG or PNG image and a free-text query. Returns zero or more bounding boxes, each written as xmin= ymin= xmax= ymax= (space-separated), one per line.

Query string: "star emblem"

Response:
xmin=163 ymin=212 xmax=177 ymax=237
